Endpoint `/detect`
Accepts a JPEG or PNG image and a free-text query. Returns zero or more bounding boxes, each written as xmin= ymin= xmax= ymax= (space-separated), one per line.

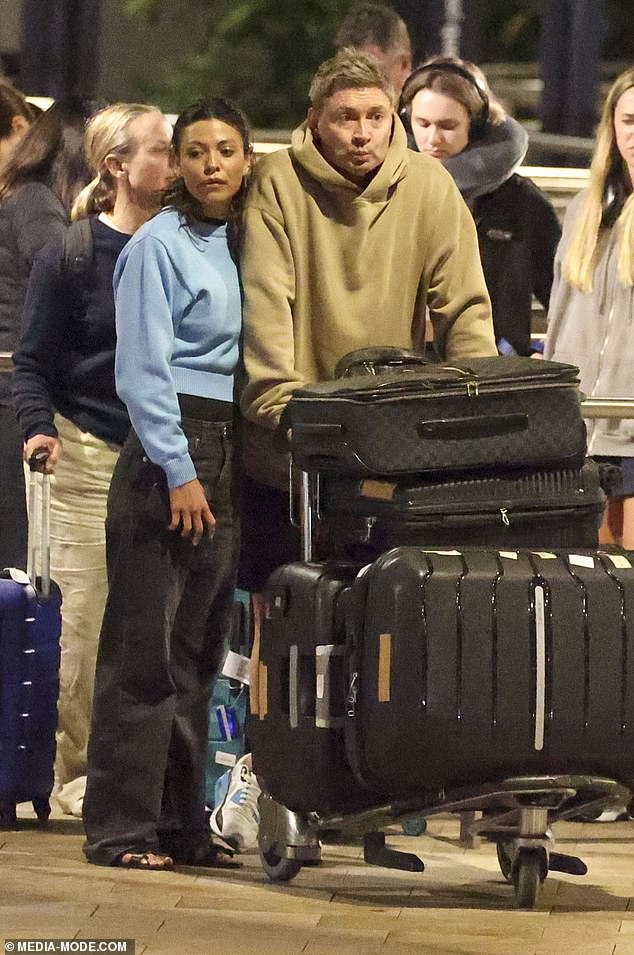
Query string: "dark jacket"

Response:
xmin=13 ymin=216 xmax=131 ymax=447
xmin=0 ymin=181 xmax=67 ymax=397
xmin=472 ymin=174 xmax=561 ymax=356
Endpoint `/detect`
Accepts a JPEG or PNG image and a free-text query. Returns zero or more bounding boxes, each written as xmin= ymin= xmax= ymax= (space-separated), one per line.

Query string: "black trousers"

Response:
xmin=83 ymin=413 xmax=238 ymax=864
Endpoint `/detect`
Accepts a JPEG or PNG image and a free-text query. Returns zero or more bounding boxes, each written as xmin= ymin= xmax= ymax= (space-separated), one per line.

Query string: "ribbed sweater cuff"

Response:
xmin=163 ymin=454 xmax=197 ymax=489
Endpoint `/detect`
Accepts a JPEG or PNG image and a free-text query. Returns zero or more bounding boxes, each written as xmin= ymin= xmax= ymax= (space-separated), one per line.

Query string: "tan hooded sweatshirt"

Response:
xmin=240 ymin=117 xmax=495 ymax=486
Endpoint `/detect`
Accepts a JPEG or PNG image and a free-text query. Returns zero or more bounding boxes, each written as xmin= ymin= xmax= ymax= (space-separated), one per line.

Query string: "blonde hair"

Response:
xmin=309 ymin=48 xmax=394 ymax=109
xmin=71 ymin=102 xmax=160 ymax=221
xmin=564 ymin=67 xmax=634 ymax=292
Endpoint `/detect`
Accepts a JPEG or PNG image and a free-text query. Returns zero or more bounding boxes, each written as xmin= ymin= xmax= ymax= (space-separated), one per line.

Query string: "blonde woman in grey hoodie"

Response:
xmin=545 ymin=66 xmax=634 ymax=549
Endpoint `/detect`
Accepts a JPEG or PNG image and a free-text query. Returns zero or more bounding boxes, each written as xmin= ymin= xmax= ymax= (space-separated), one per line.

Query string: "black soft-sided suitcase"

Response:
xmin=345 ymin=547 xmax=634 ymax=799
xmin=320 ymin=460 xmax=605 ymax=556
xmin=282 ymin=356 xmax=586 ymax=477
xmin=249 ymin=561 xmax=372 ymax=813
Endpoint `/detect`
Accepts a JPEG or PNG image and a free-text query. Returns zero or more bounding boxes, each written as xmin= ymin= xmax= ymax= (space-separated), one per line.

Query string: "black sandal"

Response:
xmin=175 ymin=842 xmax=243 ymax=869
xmin=111 ymin=850 xmax=174 ymax=870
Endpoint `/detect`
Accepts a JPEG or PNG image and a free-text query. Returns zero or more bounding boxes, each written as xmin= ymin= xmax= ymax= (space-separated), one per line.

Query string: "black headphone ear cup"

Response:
xmin=468 ymin=110 xmax=488 ymax=142
xmin=398 ymin=103 xmax=412 ymax=138
xmin=401 ymin=59 xmax=490 ymax=147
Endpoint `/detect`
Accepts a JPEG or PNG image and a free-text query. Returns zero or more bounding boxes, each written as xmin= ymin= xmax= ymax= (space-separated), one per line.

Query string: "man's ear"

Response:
xmin=307 ymin=107 xmax=320 ymax=135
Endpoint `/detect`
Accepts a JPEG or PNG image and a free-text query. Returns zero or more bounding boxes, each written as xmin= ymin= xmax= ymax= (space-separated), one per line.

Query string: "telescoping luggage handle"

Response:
xmin=26 ymin=449 xmax=51 ymax=599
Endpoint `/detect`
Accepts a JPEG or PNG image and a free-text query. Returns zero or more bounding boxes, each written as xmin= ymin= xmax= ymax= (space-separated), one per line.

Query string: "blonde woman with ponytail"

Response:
xmin=545 ymin=67 xmax=634 ymax=548
xmin=12 ymin=103 xmax=173 ymax=817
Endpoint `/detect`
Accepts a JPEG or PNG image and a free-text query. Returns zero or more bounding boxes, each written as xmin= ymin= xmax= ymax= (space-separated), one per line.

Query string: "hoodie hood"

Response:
xmin=290 ymin=114 xmax=409 ymax=202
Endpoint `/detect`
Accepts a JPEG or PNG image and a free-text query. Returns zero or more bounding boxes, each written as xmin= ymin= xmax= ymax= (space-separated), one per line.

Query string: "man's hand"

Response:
xmin=168 ymin=478 xmax=215 ymax=546
xmin=24 ymin=435 xmax=62 ymax=474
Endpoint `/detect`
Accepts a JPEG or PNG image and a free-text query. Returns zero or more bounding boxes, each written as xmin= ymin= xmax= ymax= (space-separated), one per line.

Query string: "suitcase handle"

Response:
xmin=26 ymin=450 xmax=51 ymax=599
xmin=418 ymin=413 xmax=529 ymax=441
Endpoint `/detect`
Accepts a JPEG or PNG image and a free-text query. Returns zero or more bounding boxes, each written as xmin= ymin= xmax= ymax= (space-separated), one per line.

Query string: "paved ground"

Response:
xmin=3 ymin=802 xmax=634 ymax=955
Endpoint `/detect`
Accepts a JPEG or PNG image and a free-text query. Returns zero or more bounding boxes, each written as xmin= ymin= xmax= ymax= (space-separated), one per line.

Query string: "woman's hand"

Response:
xmin=168 ymin=478 xmax=216 ymax=546
xmin=24 ymin=435 xmax=62 ymax=474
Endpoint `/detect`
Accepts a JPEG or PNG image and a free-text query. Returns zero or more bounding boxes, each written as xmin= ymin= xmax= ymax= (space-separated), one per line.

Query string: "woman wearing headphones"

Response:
xmin=399 ymin=57 xmax=560 ymax=357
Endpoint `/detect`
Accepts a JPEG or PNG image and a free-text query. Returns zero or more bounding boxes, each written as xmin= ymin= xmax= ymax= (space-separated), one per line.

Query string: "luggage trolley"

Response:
xmin=254 ymin=397 xmax=634 ymax=909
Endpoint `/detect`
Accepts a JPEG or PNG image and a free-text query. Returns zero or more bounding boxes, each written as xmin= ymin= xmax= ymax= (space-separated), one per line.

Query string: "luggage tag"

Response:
xmin=498 ymin=551 xmax=519 ymax=560
xmin=215 ymin=704 xmax=241 ymax=741
xmin=222 ymin=649 xmax=250 ymax=685
xmin=215 ymin=750 xmax=238 ymax=768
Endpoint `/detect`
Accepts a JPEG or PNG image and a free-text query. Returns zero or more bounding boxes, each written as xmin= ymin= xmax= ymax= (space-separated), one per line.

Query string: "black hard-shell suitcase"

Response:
xmin=248 ymin=561 xmax=372 ymax=814
xmin=0 ymin=468 xmax=61 ymax=825
xmin=282 ymin=356 xmax=586 ymax=477
xmin=320 ymin=460 xmax=605 ymax=556
xmin=345 ymin=547 xmax=634 ymax=799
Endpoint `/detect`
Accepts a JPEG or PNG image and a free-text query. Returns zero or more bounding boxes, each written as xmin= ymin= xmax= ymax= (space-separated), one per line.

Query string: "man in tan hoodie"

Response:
xmin=239 ymin=48 xmax=496 ymax=591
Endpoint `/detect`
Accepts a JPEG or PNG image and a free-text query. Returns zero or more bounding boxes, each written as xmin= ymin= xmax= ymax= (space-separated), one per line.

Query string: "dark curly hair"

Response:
xmin=163 ymin=98 xmax=252 ymax=260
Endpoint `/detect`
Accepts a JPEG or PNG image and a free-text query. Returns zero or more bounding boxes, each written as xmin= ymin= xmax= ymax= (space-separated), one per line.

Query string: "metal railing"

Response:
xmin=580 ymin=398 xmax=634 ymax=419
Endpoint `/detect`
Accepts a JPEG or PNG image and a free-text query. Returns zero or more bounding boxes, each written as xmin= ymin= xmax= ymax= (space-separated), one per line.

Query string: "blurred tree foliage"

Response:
xmin=124 ymin=0 xmax=632 ymax=126
xmin=124 ymin=0 xmax=352 ymax=127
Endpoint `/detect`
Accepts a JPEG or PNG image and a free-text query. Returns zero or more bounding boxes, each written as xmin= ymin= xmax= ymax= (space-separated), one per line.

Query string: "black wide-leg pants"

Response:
xmin=83 ymin=412 xmax=238 ymax=865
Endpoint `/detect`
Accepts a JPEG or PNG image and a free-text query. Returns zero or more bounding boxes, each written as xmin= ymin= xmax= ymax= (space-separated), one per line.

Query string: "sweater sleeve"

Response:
xmin=12 ymin=240 xmax=67 ymax=441
xmin=423 ymin=181 xmax=497 ymax=361
xmin=114 ymin=235 xmax=195 ymax=488
xmin=12 ymin=182 xmax=68 ymax=267
xmin=240 ymin=200 xmax=302 ymax=428
xmin=445 ymin=117 xmax=528 ymax=203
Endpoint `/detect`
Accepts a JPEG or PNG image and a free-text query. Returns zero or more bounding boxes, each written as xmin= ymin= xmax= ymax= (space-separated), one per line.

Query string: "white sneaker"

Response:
xmin=210 ymin=754 xmax=261 ymax=852
xmin=595 ymin=807 xmax=629 ymax=822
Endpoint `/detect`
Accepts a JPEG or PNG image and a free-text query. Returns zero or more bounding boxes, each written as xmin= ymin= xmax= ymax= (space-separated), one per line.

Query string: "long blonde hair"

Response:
xmin=71 ymin=102 xmax=160 ymax=221
xmin=564 ymin=67 xmax=634 ymax=293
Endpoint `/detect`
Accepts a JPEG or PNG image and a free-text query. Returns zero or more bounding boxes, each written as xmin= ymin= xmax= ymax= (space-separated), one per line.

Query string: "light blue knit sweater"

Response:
xmin=114 ymin=207 xmax=241 ymax=487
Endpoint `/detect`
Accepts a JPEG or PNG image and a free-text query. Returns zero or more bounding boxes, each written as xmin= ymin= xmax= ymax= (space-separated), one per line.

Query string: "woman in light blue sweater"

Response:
xmin=83 ymin=100 xmax=253 ymax=870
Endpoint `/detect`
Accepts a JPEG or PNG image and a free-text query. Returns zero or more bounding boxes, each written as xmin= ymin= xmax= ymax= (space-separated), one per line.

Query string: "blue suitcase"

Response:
xmin=0 ymin=469 xmax=61 ymax=826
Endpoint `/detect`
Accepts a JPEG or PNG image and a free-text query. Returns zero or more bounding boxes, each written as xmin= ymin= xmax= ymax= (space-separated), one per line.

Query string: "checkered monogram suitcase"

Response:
xmin=282 ymin=356 xmax=586 ymax=478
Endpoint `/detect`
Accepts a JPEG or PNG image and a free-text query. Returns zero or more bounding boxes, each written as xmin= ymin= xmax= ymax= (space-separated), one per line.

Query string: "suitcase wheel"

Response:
xmin=0 ymin=799 xmax=18 ymax=829
xmin=513 ymin=848 xmax=546 ymax=909
xmin=259 ymin=843 xmax=303 ymax=883
xmin=401 ymin=816 xmax=427 ymax=837
xmin=32 ymin=797 xmax=51 ymax=824
xmin=496 ymin=840 xmax=514 ymax=883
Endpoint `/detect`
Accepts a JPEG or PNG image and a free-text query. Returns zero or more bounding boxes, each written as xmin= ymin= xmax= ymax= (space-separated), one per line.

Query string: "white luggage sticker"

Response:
xmin=498 ymin=551 xmax=518 ymax=560
xmin=569 ymin=554 xmax=595 ymax=569
xmin=222 ymin=651 xmax=251 ymax=685
xmin=603 ymin=553 xmax=632 ymax=569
